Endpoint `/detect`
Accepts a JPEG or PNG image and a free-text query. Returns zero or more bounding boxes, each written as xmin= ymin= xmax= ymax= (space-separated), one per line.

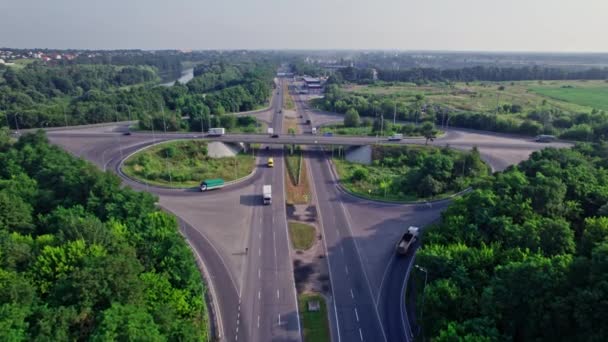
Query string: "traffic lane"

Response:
xmin=339 ymin=197 xmax=447 ymax=302
xmin=308 ymin=152 xmax=386 ymax=342
xmin=48 ymin=131 xmax=571 ymax=154
xmin=270 ymin=152 xmax=301 ymax=341
xmin=380 ymin=244 xmax=419 ymax=342
xmin=175 ymin=214 xmax=242 ymax=342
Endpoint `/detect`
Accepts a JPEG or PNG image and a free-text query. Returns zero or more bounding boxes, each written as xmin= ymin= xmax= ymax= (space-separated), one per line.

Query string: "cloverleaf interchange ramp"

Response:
xmin=45 ymin=78 xmax=570 ymax=342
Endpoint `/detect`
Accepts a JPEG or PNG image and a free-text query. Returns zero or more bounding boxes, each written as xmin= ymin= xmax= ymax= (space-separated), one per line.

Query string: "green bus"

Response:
xmin=200 ymin=178 xmax=225 ymax=192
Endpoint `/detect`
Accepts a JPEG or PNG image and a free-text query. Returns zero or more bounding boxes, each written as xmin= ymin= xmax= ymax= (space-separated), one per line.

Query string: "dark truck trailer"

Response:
xmin=396 ymin=226 xmax=419 ymax=255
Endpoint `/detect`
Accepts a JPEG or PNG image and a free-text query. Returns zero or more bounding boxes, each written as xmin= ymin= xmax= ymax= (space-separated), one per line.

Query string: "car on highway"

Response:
xmin=534 ymin=134 xmax=557 ymax=142
xmin=388 ymin=133 xmax=403 ymax=141
xmin=323 ymin=132 xmax=333 ymax=137
xmin=267 ymin=158 xmax=274 ymax=167
xmin=271 ymin=134 xmax=280 ymax=138
xmin=123 ymin=131 xmax=132 ymax=136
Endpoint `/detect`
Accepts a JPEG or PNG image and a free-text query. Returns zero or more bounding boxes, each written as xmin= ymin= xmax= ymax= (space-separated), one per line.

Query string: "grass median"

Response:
xmin=285 ymin=146 xmax=311 ymax=205
xmin=122 ymin=140 xmax=255 ymax=188
xmin=288 ymin=222 xmax=315 ymax=251
xmin=298 ymin=293 xmax=330 ymax=342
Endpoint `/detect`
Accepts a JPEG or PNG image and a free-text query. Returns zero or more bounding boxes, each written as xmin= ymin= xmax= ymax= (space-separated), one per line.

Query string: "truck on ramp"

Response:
xmin=396 ymin=226 xmax=419 ymax=255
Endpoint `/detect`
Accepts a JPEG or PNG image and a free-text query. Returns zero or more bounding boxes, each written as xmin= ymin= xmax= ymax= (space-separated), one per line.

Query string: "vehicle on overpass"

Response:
xmin=312 ymin=127 xmax=317 ymax=135
xmin=388 ymin=133 xmax=403 ymax=141
xmin=200 ymin=178 xmax=225 ymax=192
xmin=535 ymin=134 xmax=557 ymax=142
xmin=208 ymin=128 xmax=225 ymax=136
xmin=267 ymin=158 xmax=274 ymax=167
xmin=268 ymin=127 xmax=274 ymax=136
xmin=323 ymin=132 xmax=333 ymax=137
xmin=396 ymin=226 xmax=419 ymax=255
xmin=271 ymin=134 xmax=280 ymax=138
xmin=263 ymin=185 xmax=272 ymax=205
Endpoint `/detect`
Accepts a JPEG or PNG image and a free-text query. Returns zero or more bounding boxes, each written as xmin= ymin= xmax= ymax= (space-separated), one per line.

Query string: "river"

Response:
xmin=161 ymin=68 xmax=194 ymax=86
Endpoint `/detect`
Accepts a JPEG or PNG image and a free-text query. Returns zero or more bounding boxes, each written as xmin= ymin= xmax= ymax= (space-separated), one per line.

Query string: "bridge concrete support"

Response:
xmin=345 ymin=145 xmax=372 ymax=165
xmin=207 ymin=141 xmax=241 ymax=158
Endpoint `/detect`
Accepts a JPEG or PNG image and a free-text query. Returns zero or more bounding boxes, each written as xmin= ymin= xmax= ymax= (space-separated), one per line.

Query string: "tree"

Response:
xmin=91 ymin=304 xmax=164 ymax=342
xmin=421 ymin=121 xmax=437 ymax=145
xmin=344 ymin=108 xmax=360 ymax=127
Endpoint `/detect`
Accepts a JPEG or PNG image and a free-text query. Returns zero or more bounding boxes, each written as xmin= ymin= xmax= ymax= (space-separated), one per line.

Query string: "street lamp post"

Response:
xmin=414 ymin=265 xmax=428 ymax=337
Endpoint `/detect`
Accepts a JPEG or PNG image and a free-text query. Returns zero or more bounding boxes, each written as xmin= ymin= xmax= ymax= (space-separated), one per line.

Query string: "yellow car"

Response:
xmin=267 ymin=158 xmax=274 ymax=167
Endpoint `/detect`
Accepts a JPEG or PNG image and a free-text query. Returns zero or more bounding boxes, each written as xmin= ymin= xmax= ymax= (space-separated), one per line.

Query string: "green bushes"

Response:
xmin=416 ymin=145 xmax=608 ymax=341
xmin=334 ymin=145 xmax=489 ymax=201
xmin=0 ymin=130 xmax=207 ymax=340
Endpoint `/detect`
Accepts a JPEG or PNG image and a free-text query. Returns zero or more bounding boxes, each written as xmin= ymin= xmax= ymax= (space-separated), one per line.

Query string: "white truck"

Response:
xmin=311 ymin=127 xmax=317 ymax=135
xmin=263 ymin=185 xmax=272 ymax=205
xmin=388 ymin=133 xmax=403 ymax=141
xmin=268 ymin=127 xmax=274 ymax=135
xmin=396 ymin=226 xmax=419 ymax=255
xmin=208 ymin=127 xmax=225 ymax=136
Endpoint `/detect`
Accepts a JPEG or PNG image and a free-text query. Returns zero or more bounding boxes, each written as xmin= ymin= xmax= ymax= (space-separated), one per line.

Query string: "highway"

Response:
xmin=45 ymin=76 xmax=573 ymax=342
xmin=240 ymin=79 xmax=301 ymax=342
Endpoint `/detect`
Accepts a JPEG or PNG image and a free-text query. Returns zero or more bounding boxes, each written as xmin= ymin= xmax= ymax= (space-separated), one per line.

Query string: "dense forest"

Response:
xmin=0 ymin=129 xmax=208 ymax=340
xmin=0 ymin=55 xmax=276 ymax=131
xmin=416 ymin=144 xmax=608 ymax=341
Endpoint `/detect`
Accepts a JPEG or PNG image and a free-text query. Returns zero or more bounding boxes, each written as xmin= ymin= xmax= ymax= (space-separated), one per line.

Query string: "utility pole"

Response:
xmin=380 ymin=115 xmax=384 ymax=137
xmin=63 ymin=105 xmax=68 ymax=127
xmin=14 ymin=113 xmax=20 ymax=133
xmin=393 ymin=102 xmax=397 ymax=125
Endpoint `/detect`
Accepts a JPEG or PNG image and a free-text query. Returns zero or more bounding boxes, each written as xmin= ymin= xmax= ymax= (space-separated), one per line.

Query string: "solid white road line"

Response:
xmin=350 ymin=289 xmax=355 ymax=299
xmin=359 ymin=328 xmax=364 ymax=341
xmin=355 ymin=308 xmax=359 ymax=322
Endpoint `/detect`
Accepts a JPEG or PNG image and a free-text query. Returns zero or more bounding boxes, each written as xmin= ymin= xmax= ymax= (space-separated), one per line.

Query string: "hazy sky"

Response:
xmin=1 ymin=0 xmax=607 ymax=51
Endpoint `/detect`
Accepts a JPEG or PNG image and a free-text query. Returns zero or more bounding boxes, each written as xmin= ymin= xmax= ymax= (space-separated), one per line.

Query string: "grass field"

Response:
xmin=529 ymin=82 xmax=608 ymax=111
xmin=347 ymin=80 xmax=605 ymax=114
xmin=122 ymin=140 xmax=255 ymax=188
xmin=288 ymin=222 xmax=316 ymax=250
xmin=298 ymin=293 xmax=330 ymax=342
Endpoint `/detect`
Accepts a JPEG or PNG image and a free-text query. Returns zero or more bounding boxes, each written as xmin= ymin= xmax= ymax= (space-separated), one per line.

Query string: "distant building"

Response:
xmin=302 ymin=76 xmax=323 ymax=94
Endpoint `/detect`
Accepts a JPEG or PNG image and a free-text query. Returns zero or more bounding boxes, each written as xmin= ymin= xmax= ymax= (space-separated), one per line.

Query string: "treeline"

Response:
xmin=0 ymin=58 xmax=275 ymax=131
xmin=0 ymin=130 xmax=207 ymax=340
xmin=320 ymin=84 xmax=608 ymax=140
xmin=331 ymin=65 xmax=608 ymax=83
xmin=416 ymin=145 xmax=608 ymax=341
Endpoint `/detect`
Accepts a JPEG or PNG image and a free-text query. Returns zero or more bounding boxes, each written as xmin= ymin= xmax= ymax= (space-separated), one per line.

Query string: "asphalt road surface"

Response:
xmin=44 ymin=77 xmax=574 ymax=342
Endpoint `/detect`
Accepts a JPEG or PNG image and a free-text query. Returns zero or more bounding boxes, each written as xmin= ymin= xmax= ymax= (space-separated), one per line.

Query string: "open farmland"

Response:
xmin=529 ymin=81 xmax=608 ymax=111
xmin=346 ymin=80 xmax=603 ymax=114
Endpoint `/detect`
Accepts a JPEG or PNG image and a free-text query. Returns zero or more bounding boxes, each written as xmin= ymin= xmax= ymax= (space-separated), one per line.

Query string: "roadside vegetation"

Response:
xmin=285 ymin=146 xmax=311 ymax=204
xmin=318 ymin=80 xmax=608 ymax=140
xmin=319 ymin=120 xmax=440 ymax=140
xmin=122 ymin=140 xmax=255 ymax=188
xmin=288 ymin=222 xmax=316 ymax=250
xmin=416 ymin=144 xmax=608 ymax=341
xmin=298 ymin=293 xmax=330 ymax=342
xmin=0 ymin=130 xmax=208 ymax=340
xmin=283 ymin=83 xmax=295 ymax=110
xmin=333 ymin=145 xmax=489 ymax=202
